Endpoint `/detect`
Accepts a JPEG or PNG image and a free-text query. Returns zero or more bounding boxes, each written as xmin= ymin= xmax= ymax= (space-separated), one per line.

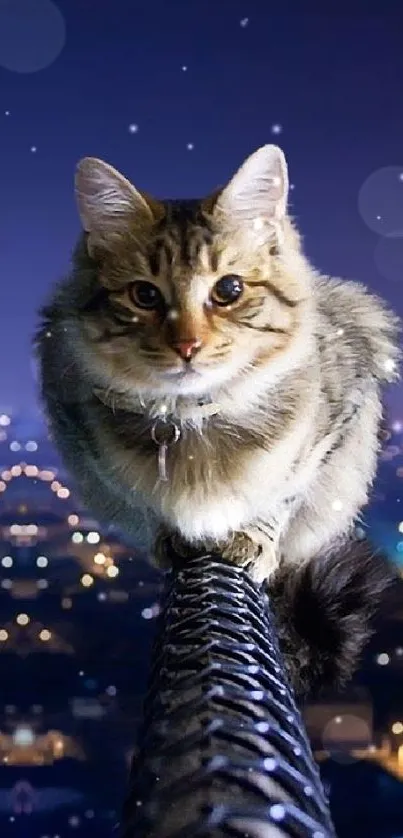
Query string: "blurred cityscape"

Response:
xmin=0 ymin=409 xmax=403 ymax=838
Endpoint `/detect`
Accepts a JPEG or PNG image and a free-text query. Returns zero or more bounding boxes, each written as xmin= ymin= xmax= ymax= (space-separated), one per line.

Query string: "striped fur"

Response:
xmin=35 ymin=146 xmax=400 ymax=690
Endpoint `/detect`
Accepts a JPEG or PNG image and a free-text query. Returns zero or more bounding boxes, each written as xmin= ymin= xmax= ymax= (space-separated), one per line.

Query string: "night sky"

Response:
xmin=0 ymin=0 xmax=402 ymax=413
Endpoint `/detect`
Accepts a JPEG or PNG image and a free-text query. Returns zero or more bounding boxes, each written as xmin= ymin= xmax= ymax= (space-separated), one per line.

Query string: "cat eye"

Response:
xmin=211 ymin=274 xmax=244 ymax=307
xmin=129 ymin=280 xmax=165 ymax=310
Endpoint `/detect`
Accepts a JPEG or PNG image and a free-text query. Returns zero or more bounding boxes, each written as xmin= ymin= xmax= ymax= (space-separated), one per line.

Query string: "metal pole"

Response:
xmin=121 ymin=554 xmax=336 ymax=838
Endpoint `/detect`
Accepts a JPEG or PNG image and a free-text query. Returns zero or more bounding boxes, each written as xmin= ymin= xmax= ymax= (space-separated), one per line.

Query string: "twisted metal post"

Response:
xmin=121 ymin=555 xmax=336 ymax=838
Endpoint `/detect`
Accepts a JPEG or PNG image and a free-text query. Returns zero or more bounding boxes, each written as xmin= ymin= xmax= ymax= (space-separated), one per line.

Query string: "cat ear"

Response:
xmin=214 ymin=145 xmax=289 ymax=235
xmin=75 ymin=157 xmax=156 ymax=254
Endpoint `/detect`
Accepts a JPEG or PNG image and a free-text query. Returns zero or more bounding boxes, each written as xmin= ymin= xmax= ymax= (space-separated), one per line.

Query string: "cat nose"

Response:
xmin=172 ymin=337 xmax=202 ymax=361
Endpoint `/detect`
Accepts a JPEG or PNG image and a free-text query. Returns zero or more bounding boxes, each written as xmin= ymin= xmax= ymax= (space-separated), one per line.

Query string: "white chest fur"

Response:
xmin=153 ymin=408 xmax=316 ymax=542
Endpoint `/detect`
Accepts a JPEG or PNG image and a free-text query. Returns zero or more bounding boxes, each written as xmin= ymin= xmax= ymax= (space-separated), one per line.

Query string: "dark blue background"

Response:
xmin=0 ymin=2 xmax=403 ymax=836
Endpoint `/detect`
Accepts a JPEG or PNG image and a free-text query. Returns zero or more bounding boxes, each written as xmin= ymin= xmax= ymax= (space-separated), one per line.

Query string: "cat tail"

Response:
xmin=267 ymin=538 xmax=395 ymax=698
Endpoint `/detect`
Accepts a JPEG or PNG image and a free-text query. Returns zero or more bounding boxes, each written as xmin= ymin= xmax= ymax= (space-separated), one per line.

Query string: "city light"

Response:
xmin=106 ymin=565 xmax=119 ymax=578
xmin=0 ymin=414 xmax=10 ymax=426
xmin=72 ymin=532 xmax=84 ymax=544
xmin=38 ymin=469 xmax=55 ymax=481
xmin=87 ymin=531 xmax=100 ymax=544
xmin=0 ymin=630 xmax=8 ymax=642
xmin=36 ymin=556 xmax=48 ymax=568
xmin=16 ymin=614 xmax=30 ymax=626
xmin=10 ymin=524 xmax=38 ymax=536
xmin=25 ymin=465 xmax=38 ymax=476
xmin=68 ymin=514 xmax=79 ymax=526
xmin=94 ymin=552 xmax=106 ymax=565
xmin=392 ymin=722 xmax=403 ymax=735
xmin=39 ymin=629 xmax=52 ymax=642
xmin=1 ymin=556 xmax=13 ymax=568
xmin=81 ymin=574 xmax=94 ymax=587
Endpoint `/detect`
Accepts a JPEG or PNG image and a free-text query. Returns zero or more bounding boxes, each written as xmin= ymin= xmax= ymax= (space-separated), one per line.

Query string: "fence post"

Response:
xmin=121 ymin=554 xmax=336 ymax=838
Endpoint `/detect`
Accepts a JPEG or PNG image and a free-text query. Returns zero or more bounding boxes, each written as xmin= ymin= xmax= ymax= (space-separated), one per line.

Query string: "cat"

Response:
xmin=35 ymin=145 xmax=400 ymax=694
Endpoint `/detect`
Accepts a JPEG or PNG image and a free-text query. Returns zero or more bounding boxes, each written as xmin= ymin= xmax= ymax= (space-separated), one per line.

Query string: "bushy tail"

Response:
xmin=268 ymin=539 xmax=395 ymax=698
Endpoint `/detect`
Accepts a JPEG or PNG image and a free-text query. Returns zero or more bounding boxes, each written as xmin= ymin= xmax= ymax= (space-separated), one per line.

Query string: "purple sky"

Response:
xmin=0 ymin=0 xmax=402 ymax=414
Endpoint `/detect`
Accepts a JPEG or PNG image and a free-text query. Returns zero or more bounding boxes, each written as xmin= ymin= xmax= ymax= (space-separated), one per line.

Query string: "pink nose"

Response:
xmin=172 ymin=338 xmax=202 ymax=361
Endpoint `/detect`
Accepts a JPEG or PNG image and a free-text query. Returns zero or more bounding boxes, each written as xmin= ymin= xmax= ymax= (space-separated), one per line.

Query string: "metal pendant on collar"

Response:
xmin=151 ymin=409 xmax=181 ymax=481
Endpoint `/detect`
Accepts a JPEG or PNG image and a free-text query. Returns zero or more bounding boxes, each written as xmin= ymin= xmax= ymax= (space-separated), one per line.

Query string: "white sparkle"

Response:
xmin=182 ymin=65 xmax=188 ymax=72
xmin=186 ymin=142 xmax=194 ymax=151
xmin=31 ymin=146 xmax=37 ymax=153
xmin=376 ymin=214 xmax=382 ymax=221
xmin=271 ymin=123 xmax=283 ymax=135
xmin=159 ymin=404 xmax=168 ymax=415
xmin=392 ymin=420 xmax=403 ymax=433
xmin=131 ymin=315 xmax=139 ymax=323
xmin=240 ymin=17 xmax=249 ymax=27
xmin=128 ymin=123 xmax=139 ymax=134
xmin=290 ymin=183 xmax=295 ymax=190
xmin=399 ymin=173 xmax=403 ymax=182
xmin=167 ymin=308 xmax=179 ymax=321
xmin=331 ymin=499 xmax=343 ymax=512
xmin=376 ymin=652 xmax=390 ymax=666
xmin=106 ymin=685 xmax=117 ymax=696
xmin=336 ymin=327 xmax=344 ymax=336
xmin=384 ymin=358 xmax=396 ymax=374
xmin=5 ymin=110 xmax=10 ymax=116
xmin=270 ymin=804 xmax=286 ymax=822
xmin=253 ymin=217 xmax=265 ymax=231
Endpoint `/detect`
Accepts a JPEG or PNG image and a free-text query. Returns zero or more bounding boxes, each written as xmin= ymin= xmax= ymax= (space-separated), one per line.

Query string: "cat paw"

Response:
xmin=220 ymin=528 xmax=280 ymax=585
xmin=152 ymin=525 xmax=280 ymax=584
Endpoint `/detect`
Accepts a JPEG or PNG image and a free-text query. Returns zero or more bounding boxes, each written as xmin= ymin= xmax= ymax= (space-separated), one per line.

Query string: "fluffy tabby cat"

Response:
xmin=35 ymin=145 xmax=400 ymax=694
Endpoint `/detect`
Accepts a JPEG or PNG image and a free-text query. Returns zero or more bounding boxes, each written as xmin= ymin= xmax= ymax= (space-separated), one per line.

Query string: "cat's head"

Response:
xmin=74 ymin=145 xmax=313 ymax=398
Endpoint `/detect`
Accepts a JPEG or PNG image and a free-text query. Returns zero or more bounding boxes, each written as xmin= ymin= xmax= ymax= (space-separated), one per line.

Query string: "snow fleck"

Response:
xmin=240 ymin=17 xmax=249 ymax=28
xmin=271 ymin=124 xmax=282 ymax=135
xmin=128 ymin=123 xmax=139 ymax=134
